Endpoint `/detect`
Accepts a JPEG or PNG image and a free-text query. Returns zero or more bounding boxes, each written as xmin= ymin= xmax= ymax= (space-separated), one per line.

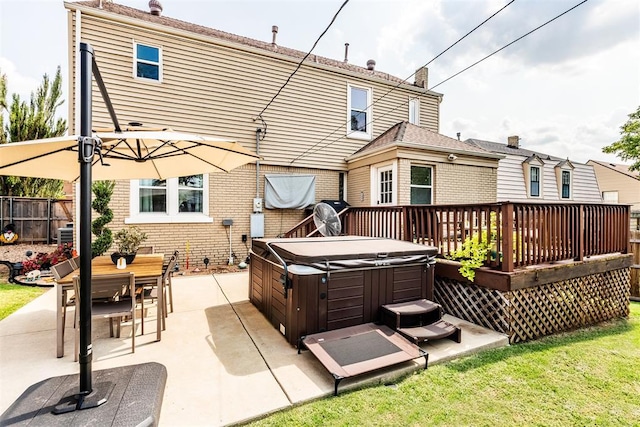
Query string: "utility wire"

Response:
xmin=255 ymin=0 xmax=350 ymax=119
xmin=294 ymin=0 xmax=589 ymax=162
xmin=289 ymin=0 xmax=517 ymax=165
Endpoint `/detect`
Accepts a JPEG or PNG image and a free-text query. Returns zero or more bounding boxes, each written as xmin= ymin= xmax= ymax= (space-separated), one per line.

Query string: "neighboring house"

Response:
xmin=465 ymin=136 xmax=602 ymax=203
xmin=587 ymin=160 xmax=640 ymax=230
xmin=346 ymin=121 xmax=502 ymax=206
xmin=64 ymin=1 xmax=495 ymax=264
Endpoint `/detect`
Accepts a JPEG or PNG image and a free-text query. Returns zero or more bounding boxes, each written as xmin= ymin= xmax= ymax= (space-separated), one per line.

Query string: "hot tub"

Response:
xmin=249 ymin=236 xmax=438 ymax=346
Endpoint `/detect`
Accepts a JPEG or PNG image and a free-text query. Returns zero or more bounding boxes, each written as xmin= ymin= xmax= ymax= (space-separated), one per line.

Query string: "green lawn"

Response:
xmin=250 ymin=302 xmax=640 ymax=427
xmin=0 ymin=283 xmax=47 ymax=320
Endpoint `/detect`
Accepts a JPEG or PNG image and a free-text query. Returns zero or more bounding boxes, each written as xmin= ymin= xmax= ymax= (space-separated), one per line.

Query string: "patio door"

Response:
xmin=378 ymin=165 xmax=393 ymax=205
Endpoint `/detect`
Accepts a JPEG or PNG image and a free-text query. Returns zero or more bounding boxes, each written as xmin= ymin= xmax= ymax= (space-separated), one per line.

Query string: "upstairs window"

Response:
xmin=347 ymin=84 xmax=372 ymax=140
xmin=530 ymin=166 xmax=540 ymax=197
xmin=135 ymin=43 xmax=161 ymax=81
xmin=561 ymin=170 xmax=571 ymax=199
xmin=410 ymin=165 xmax=432 ymax=204
xmin=409 ymin=98 xmax=420 ymax=125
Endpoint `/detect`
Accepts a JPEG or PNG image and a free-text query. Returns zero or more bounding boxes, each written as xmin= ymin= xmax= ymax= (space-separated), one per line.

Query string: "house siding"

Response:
xmin=105 ymin=164 xmax=340 ymax=266
xmin=69 ymin=13 xmax=440 ymax=171
xmin=347 ymin=166 xmax=371 ymax=208
xmin=588 ymin=161 xmax=640 ymax=212
xmin=497 ymin=155 xmax=601 ymax=203
xmin=432 ymin=161 xmax=497 ymax=204
xmin=66 ymin=7 xmax=442 ymax=264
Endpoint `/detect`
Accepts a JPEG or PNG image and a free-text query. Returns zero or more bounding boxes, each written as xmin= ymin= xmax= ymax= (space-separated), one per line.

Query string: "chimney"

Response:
xmin=344 ymin=43 xmax=349 ymax=63
xmin=414 ymin=66 xmax=428 ymax=89
xmin=507 ymin=135 xmax=520 ymax=148
xmin=148 ymin=0 xmax=163 ymax=16
xmin=271 ymin=25 xmax=279 ymax=47
xmin=366 ymin=59 xmax=376 ymax=71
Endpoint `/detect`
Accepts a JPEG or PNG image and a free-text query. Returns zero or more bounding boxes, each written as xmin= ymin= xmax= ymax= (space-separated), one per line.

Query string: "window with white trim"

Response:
xmin=378 ymin=166 xmax=393 ymax=205
xmin=347 ymin=84 xmax=372 ymax=139
xmin=409 ymin=98 xmax=420 ymax=125
xmin=530 ymin=166 xmax=541 ymax=197
xmin=561 ymin=170 xmax=571 ymax=199
xmin=134 ymin=43 xmax=161 ymax=81
xmin=410 ymin=165 xmax=432 ymax=204
xmin=128 ymin=174 xmax=212 ymax=224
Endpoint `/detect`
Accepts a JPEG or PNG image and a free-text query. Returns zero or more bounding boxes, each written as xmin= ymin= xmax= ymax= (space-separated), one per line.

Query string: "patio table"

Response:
xmin=55 ymin=253 xmax=165 ymax=358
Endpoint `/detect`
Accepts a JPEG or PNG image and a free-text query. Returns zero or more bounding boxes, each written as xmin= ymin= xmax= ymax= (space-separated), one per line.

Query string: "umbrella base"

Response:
xmin=52 ymin=381 xmax=115 ymax=414
xmin=0 ymin=362 xmax=166 ymax=426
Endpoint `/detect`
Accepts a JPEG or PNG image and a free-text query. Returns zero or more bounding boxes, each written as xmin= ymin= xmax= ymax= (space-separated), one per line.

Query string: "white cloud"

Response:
xmin=0 ymin=57 xmax=39 ymax=103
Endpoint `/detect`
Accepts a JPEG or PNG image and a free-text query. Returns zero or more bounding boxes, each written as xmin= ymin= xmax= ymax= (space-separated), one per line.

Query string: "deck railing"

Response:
xmin=287 ymin=202 xmax=631 ymax=272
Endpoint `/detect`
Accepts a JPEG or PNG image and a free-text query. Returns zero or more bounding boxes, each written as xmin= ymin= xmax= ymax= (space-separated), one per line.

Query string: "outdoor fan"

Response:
xmin=313 ymin=202 xmax=342 ymax=236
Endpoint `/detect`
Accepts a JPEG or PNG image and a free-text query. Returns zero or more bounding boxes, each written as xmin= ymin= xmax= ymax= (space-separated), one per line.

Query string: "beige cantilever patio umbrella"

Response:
xmin=0 ymin=127 xmax=259 ymax=181
xmin=0 ymin=42 xmax=259 ymax=414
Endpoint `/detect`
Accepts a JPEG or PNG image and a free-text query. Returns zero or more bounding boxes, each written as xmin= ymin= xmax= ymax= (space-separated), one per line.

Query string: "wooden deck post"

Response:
xmin=501 ymin=203 xmax=514 ymax=272
xmin=575 ymin=205 xmax=585 ymax=261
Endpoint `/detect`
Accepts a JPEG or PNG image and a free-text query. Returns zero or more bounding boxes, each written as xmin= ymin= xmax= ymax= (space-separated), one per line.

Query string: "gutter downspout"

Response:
xmin=255 ymin=128 xmax=261 ymax=198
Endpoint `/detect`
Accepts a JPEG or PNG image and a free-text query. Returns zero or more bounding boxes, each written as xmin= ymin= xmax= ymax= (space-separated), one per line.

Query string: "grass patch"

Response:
xmin=0 ymin=283 xmax=47 ymax=320
xmin=249 ymin=302 xmax=640 ymax=427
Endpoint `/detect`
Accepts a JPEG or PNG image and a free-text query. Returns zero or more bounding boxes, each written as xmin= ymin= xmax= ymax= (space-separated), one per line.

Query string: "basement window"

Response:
xmin=134 ymin=43 xmax=162 ymax=81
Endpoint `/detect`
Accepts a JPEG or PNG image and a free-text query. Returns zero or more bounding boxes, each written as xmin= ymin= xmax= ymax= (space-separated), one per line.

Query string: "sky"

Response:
xmin=0 ymin=0 xmax=638 ymax=164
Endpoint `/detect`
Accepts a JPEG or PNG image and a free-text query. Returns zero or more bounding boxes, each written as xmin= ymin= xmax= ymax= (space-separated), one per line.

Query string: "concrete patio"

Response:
xmin=0 ymin=272 xmax=508 ymax=426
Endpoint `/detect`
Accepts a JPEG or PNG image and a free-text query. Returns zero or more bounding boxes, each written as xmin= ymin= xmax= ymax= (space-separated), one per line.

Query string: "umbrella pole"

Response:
xmin=54 ymin=42 xmax=114 ymax=414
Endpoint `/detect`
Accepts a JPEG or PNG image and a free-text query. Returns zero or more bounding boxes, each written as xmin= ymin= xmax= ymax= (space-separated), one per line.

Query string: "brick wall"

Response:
xmin=106 ymin=164 xmax=341 ymax=268
xmin=435 ymin=162 xmax=497 ymax=204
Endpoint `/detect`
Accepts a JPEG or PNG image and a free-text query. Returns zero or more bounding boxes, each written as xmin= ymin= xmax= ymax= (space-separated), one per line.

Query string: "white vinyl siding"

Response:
xmin=71 ymin=14 xmax=440 ymax=171
xmin=496 ymin=155 xmax=602 ymax=203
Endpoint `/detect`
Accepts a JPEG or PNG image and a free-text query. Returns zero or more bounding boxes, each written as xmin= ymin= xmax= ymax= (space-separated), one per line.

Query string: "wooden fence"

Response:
xmin=286 ymin=202 xmax=631 ymax=273
xmin=0 ymin=197 xmax=73 ymax=244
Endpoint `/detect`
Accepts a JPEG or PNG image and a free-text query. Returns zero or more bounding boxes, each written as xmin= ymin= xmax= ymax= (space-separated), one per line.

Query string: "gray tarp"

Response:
xmin=264 ymin=174 xmax=315 ymax=209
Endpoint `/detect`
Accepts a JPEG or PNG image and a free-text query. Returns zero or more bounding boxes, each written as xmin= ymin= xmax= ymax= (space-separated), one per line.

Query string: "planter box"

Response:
xmin=434 ymin=255 xmax=632 ymax=343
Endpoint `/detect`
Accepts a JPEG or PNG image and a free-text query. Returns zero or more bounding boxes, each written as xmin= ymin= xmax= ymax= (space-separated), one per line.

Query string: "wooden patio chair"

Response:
xmin=52 ymin=260 xmax=76 ymax=336
xmin=73 ymin=272 xmax=136 ymax=361
xmin=136 ymin=251 xmax=178 ymax=333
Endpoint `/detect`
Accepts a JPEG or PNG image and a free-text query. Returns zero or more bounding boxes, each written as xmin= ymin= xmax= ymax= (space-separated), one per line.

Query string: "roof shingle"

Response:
xmin=353 ymin=122 xmax=492 ymax=156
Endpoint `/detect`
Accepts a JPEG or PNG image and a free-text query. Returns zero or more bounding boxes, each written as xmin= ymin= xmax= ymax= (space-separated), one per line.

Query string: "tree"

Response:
xmin=602 ymin=105 xmax=640 ymax=172
xmin=0 ymin=67 xmax=68 ymax=197
xmin=91 ymin=180 xmax=116 ymax=257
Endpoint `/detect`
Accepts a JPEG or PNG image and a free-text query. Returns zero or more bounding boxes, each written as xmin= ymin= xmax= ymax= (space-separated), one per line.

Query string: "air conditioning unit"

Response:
xmin=57 ymin=227 xmax=73 ymax=245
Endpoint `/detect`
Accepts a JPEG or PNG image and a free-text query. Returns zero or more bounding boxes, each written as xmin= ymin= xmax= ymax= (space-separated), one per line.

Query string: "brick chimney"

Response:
xmin=507 ymin=135 xmax=520 ymax=148
xmin=414 ymin=67 xmax=428 ymax=89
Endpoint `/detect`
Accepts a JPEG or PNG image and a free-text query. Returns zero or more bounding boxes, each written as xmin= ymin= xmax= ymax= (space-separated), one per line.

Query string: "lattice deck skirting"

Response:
xmin=434 ymin=268 xmax=630 ymax=343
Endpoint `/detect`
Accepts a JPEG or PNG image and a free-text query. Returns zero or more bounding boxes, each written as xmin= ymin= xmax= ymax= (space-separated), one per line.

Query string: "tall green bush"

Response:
xmin=91 ymin=180 xmax=115 ymax=257
xmin=0 ymin=67 xmax=67 ymax=197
